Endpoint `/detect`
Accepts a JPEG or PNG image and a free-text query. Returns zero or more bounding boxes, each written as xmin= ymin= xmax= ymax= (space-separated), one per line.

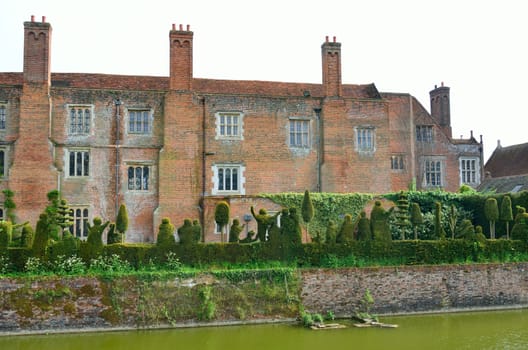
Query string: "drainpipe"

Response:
xmin=200 ymin=96 xmax=206 ymax=242
xmin=314 ymin=107 xmax=322 ymax=192
xmin=409 ymin=95 xmax=416 ymax=189
xmin=115 ymin=98 xmax=122 ymax=216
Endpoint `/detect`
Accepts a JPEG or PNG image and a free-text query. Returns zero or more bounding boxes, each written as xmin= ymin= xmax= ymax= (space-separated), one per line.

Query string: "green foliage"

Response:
xmin=229 ymin=219 xmax=244 ymax=243
xmin=192 ymin=220 xmax=202 ymax=243
xmin=116 ymin=204 xmax=129 ymax=237
xmin=485 ymin=197 xmax=499 ymax=239
xmin=214 ymin=201 xmax=230 ymax=242
xmin=88 ymin=254 xmax=132 ymax=274
xmin=358 ymin=289 xmax=375 ymax=319
xmin=301 ymin=190 xmax=315 ymax=237
xmin=2 ymin=189 xmax=16 ymax=222
xmin=157 ymin=218 xmax=176 ymax=247
xmin=48 ymin=230 xmax=79 ymax=261
xmin=325 ymin=220 xmax=337 ymax=244
xmin=32 ymin=213 xmax=49 ymax=260
xmin=107 ymin=223 xmax=122 ymax=245
xmin=448 ymin=204 xmax=458 ymax=239
xmin=24 ymin=256 xmax=44 ymax=274
xmin=178 ymin=219 xmax=197 ymax=245
xmin=371 ymin=201 xmax=393 ymax=242
xmin=337 ymin=214 xmax=355 ymax=244
xmin=410 ymin=203 xmax=423 ymax=240
xmin=280 ymin=208 xmax=302 ymax=246
xmin=85 ymin=217 xmax=109 ymax=260
xmin=53 ymin=255 xmax=86 ymax=275
xmin=301 ymin=311 xmax=314 ymax=327
xmin=458 ymin=184 xmax=476 ymax=194
xmin=56 ymin=199 xmax=73 ymax=235
xmin=0 ymin=220 xmax=13 ymax=251
xmin=20 ymin=223 xmax=34 ymax=248
xmin=251 ymin=206 xmax=276 ymax=242
xmin=197 ymin=285 xmax=216 ymax=321
xmin=394 ymin=191 xmax=411 ymax=240
xmin=356 ymin=211 xmax=372 ymax=241
xmin=434 ymin=202 xmax=446 ymax=240
xmin=45 ymin=190 xmax=61 ymax=241
xmin=511 ymin=206 xmax=528 ymax=241
xmin=500 ymin=196 xmax=513 ymax=239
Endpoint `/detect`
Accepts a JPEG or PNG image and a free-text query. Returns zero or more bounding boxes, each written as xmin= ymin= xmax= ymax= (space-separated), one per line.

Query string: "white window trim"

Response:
xmin=354 ymin=126 xmax=376 ymax=153
xmin=69 ymin=206 xmax=90 ymax=240
xmin=67 ymin=104 xmax=94 ymax=136
xmin=215 ymin=112 xmax=244 ymax=140
xmin=422 ymin=157 xmax=444 ymax=188
xmin=288 ymin=117 xmax=311 ymax=149
xmin=459 ymin=157 xmax=480 ymax=186
xmin=66 ymin=148 xmax=91 ymax=178
xmin=0 ymin=102 xmax=7 ymax=131
xmin=211 ymin=163 xmax=246 ymax=195
xmin=126 ymin=108 xmax=153 ymax=135
xmin=126 ymin=161 xmax=154 ymax=192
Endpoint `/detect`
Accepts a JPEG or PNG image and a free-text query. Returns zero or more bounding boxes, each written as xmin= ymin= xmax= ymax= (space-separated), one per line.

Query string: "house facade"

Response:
xmin=0 ymin=17 xmax=483 ymax=242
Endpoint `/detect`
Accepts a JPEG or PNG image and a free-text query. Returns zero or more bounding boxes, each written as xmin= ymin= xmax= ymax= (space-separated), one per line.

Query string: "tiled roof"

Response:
xmin=0 ymin=72 xmax=381 ymax=99
xmin=485 ymin=142 xmax=528 ymax=178
xmin=478 ymin=174 xmax=528 ymax=194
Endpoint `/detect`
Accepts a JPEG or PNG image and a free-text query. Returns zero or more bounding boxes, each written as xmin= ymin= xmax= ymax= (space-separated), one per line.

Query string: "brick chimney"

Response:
xmin=321 ymin=36 xmax=342 ymax=97
xmin=23 ymin=15 xmax=51 ymax=85
xmin=429 ymin=82 xmax=452 ymax=138
xmin=169 ymin=24 xmax=193 ymax=91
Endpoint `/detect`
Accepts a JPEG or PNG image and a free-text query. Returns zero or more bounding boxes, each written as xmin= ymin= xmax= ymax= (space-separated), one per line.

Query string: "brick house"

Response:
xmin=0 ymin=17 xmax=483 ymax=242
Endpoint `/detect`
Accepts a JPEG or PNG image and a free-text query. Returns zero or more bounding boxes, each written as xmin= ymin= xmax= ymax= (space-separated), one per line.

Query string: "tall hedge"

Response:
xmin=500 ymin=195 xmax=513 ymax=239
xmin=485 ymin=197 xmax=499 ymax=239
xmin=215 ymin=201 xmax=230 ymax=243
xmin=116 ymin=204 xmax=129 ymax=239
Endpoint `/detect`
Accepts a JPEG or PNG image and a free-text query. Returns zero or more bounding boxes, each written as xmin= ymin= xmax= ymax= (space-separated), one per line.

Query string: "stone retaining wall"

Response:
xmin=300 ymin=263 xmax=528 ymax=316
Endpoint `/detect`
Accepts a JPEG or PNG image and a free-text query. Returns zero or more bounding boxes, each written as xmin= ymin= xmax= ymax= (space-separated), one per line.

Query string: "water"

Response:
xmin=1 ymin=309 xmax=527 ymax=350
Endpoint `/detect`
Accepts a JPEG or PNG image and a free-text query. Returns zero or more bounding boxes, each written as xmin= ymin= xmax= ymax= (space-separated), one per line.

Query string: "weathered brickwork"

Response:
xmin=0 ymin=17 xmax=483 ymax=241
xmin=301 ymin=263 xmax=528 ymax=316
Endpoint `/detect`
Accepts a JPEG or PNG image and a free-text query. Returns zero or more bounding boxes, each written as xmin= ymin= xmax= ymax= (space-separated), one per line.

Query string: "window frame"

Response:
xmin=288 ymin=118 xmax=310 ymax=148
xmin=0 ymin=148 xmax=6 ymax=178
xmin=459 ymin=157 xmax=480 ymax=186
xmin=127 ymin=164 xmax=151 ymax=191
xmin=67 ymin=149 xmax=90 ymax=178
xmin=391 ymin=155 xmax=405 ymax=171
xmin=127 ymin=108 xmax=153 ymax=135
xmin=69 ymin=206 xmax=90 ymax=239
xmin=424 ymin=158 xmax=443 ymax=187
xmin=416 ymin=125 xmax=434 ymax=143
xmin=215 ymin=112 xmax=244 ymax=140
xmin=212 ymin=164 xmax=246 ymax=195
xmin=67 ymin=104 xmax=93 ymax=136
xmin=355 ymin=126 xmax=376 ymax=152
xmin=0 ymin=103 xmax=7 ymax=130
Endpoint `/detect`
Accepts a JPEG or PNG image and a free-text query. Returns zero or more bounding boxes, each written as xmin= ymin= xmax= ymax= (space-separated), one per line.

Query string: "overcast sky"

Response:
xmin=2 ymin=0 xmax=527 ymax=162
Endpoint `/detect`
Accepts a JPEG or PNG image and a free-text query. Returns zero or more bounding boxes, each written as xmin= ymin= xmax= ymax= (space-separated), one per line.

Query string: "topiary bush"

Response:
xmin=178 ymin=219 xmax=197 ymax=245
xmin=84 ymin=217 xmax=109 ymax=260
xmin=0 ymin=220 xmax=13 ymax=251
xmin=116 ymin=204 xmax=129 ymax=240
xmin=32 ymin=213 xmax=49 ymax=261
xmin=371 ymin=201 xmax=393 ymax=242
xmin=229 ymin=219 xmax=244 ymax=243
xmin=337 ymin=214 xmax=354 ymax=244
xmin=20 ymin=223 xmax=34 ymax=248
xmin=356 ymin=211 xmax=371 ymax=241
xmin=157 ymin=217 xmax=175 ymax=247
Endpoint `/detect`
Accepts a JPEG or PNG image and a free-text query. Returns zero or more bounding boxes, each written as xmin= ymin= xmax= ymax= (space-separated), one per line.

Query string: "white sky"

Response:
xmin=2 ymin=0 xmax=527 ymax=162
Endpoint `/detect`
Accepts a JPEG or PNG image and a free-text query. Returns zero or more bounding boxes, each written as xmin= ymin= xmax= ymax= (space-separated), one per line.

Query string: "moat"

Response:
xmin=2 ymin=309 xmax=527 ymax=350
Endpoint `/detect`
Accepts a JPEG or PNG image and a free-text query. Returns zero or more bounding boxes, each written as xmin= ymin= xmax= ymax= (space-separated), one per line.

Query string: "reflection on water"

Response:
xmin=1 ymin=309 xmax=527 ymax=350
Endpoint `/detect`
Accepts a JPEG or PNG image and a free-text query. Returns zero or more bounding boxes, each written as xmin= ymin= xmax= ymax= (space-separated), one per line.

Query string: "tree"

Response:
xmin=116 ymin=204 xmax=128 ymax=242
xmin=394 ymin=191 xmax=411 ymax=240
xmin=410 ymin=203 xmax=423 ymax=240
xmin=434 ymin=202 xmax=446 ymax=240
xmin=215 ymin=201 xmax=230 ymax=243
xmin=32 ymin=213 xmax=49 ymax=260
xmin=107 ymin=223 xmax=122 ymax=244
xmin=56 ymin=199 xmax=74 ymax=236
xmin=484 ymin=197 xmax=499 ymax=239
xmin=448 ymin=204 xmax=458 ymax=239
xmin=500 ymin=195 xmax=513 ymax=239
xmin=301 ymin=190 xmax=315 ymax=240
xmin=511 ymin=206 xmax=528 ymax=241
xmin=228 ymin=219 xmax=244 ymax=243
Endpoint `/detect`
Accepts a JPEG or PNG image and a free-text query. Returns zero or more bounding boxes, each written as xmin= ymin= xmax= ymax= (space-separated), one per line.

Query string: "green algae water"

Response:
xmin=1 ymin=309 xmax=527 ymax=350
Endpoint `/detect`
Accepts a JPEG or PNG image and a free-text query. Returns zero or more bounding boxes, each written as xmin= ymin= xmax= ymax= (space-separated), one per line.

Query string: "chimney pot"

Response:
xmin=325 ymin=36 xmax=329 ymax=42
xmin=333 ymin=36 xmax=336 ymax=42
xmin=31 ymin=15 xmax=35 ymax=22
xmin=172 ymin=23 xmax=175 ymax=30
xmin=187 ymin=24 xmax=190 ymax=31
xmin=179 ymin=24 xmax=183 ymax=30
xmin=441 ymin=81 xmax=444 ymax=87
xmin=42 ymin=16 xmax=46 ymax=23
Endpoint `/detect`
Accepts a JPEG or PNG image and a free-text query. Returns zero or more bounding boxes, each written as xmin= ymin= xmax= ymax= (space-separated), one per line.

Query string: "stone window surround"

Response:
xmin=355 ymin=125 xmax=376 ymax=153
xmin=215 ymin=111 xmax=244 ymax=140
xmin=127 ymin=108 xmax=153 ymax=135
xmin=289 ymin=117 xmax=310 ymax=148
xmin=67 ymin=104 xmax=94 ymax=136
xmin=459 ymin=157 xmax=480 ymax=185
xmin=67 ymin=148 xmax=90 ymax=178
xmin=422 ymin=156 xmax=445 ymax=188
xmin=211 ymin=163 xmax=246 ymax=195
xmin=126 ymin=161 xmax=154 ymax=192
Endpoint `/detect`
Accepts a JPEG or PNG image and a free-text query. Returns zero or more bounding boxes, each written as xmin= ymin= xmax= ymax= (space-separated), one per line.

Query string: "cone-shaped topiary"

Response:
xmin=215 ymin=201 xmax=230 ymax=243
xmin=500 ymin=195 xmax=513 ymax=239
xmin=288 ymin=208 xmax=302 ymax=245
xmin=229 ymin=219 xmax=244 ymax=243
xmin=302 ymin=190 xmax=315 ymax=239
xmin=371 ymin=201 xmax=394 ymax=242
xmin=434 ymin=202 xmax=446 ymax=240
xmin=2 ymin=189 xmax=16 ymax=223
xmin=337 ymin=214 xmax=354 ymax=244
xmin=57 ymin=199 xmax=74 ymax=237
xmin=484 ymin=197 xmax=499 ymax=239
xmin=410 ymin=203 xmax=423 ymax=240
xmin=356 ymin=211 xmax=372 ymax=241
xmin=394 ymin=191 xmax=411 ymax=240
xmin=116 ymin=204 xmax=129 ymax=239
xmin=157 ymin=218 xmax=175 ymax=247
xmin=32 ymin=213 xmax=49 ymax=260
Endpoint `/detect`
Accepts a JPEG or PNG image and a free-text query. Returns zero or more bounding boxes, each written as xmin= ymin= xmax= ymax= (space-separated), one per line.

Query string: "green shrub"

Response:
xmin=178 ymin=219 xmax=196 ymax=245
xmin=215 ymin=201 xmax=230 ymax=243
xmin=337 ymin=214 xmax=354 ymax=244
xmin=371 ymin=201 xmax=393 ymax=242
xmin=32 ymin=213 xmax=49 ymax=260
xmin=20 ymin=223 xmax=34 ymax=248
xmin=0 ymin=220 xmax=13 ymax=251
xmin=357 ymin=211 xmax=372 ymax=241
xmin=85 ymin=217 xmax=109 ymax=260
xmin=107 ymin=223 xmax=122 ymax=245
xmin=157 ymin=218 xmax=175 ymax=247
xmin=116 ymin=204 xmax=129 ymax=239
xmin=325 ymin=220 xmax=337 ymax=244
xmin=229 ymin=219 xmax=244 ymax=243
